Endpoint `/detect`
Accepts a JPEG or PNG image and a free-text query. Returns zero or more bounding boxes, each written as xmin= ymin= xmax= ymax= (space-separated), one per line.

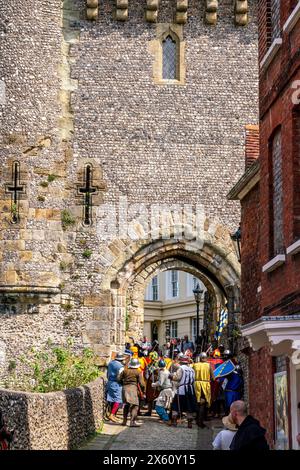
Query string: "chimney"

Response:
xmin=245 ymin=124 xmax=259 ymax=169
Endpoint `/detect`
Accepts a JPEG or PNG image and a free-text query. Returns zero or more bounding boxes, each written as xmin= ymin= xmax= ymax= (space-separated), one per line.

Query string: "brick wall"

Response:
xmin=240 ymin=1 xmax=300 ymax=450
xmin=292 ymin=108 xmax=300 ymax=240
xmin=245 ymin=125 xmax=260 ymax=168
xmin=248 ymin=347 xmax=275 ymax=448
xmin=241 ymin=182 xmax=260 ymax=325
xmin=258 ymin=0 xmax=300 ymax=316
xmin=258 ymin=0 xmax=272 ymax=61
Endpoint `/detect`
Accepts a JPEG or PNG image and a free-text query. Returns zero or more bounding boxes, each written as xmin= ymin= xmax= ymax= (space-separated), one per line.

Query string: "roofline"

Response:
xmin=227 ymin=159 xmax=260 ymax=201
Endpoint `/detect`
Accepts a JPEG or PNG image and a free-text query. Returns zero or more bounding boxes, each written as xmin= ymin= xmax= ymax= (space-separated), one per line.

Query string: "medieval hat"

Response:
xmin=124 ymin=349 xmax=133 ymax=356
xmin=178 ymin=353 xmax=190 ymax=364
xmin=128 ymin=358 xmax=140 ymax=369
xmin=223 ymin=349 xmax=232 ymax=357
xmin=212 ymin=349 xmax=221 ymax=358
xmin=115 ymin=353 xmax=125 ymax=362
xmin=222 ymin=414 xmax=238 ymax=432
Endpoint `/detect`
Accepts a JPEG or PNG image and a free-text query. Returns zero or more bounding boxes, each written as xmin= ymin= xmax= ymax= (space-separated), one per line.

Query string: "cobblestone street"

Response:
xmin=82 ymin=414 xmax=222 ymax=451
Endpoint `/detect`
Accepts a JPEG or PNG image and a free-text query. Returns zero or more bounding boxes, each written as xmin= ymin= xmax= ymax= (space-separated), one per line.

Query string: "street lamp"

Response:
xmin=193 ymin=283 xmax=203 ymax=346
xmin=231 ymin=225 xmax=241 ymax=262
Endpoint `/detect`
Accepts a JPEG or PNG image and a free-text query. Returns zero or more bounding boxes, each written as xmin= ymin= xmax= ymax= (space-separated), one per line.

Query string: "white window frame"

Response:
xmin=145 ymin=275 xmax=159 ymax=301
xmin=186 ymin=273 xmax=199 ymax=297
xmin=166 ymin=270 xmax=179 ymax=299
xmin=171 ymin=321 xmax=178 ymax=338
xmin=151 ymin=275 xmax=159 ymax=301
xmin=192 ymin=318 xmax=197 ymax=343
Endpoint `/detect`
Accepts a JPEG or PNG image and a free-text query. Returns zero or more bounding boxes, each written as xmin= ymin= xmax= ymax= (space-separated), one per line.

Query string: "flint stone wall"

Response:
xmin=0 ymin=0 xmax=258 ymax=373
xmin=0 ymin=377 xmax=105 ymax=450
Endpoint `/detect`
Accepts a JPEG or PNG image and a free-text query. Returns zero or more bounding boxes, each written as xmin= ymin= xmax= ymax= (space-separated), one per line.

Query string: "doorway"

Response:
xmin=151 ymin=322 xmax=158 ymax=342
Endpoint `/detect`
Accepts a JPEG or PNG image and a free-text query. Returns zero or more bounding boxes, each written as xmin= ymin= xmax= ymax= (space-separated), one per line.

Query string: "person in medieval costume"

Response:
xmin=106 ymin=353 xmax=125 ymax=423
xmin=207 ymin=348 xmax=224 ymax=418
xmin=119 ymin=358 xmax=145 ymax=427
xmin=151 ymin=359 xmax=174 ymax=423
xmin=130 ymin=345 xmax=139 ymax=359
xmin=163 ymin=353 xmax=173 ymax=370
xmin=223 ymin=365 xmax=244 ymax=415
xmin=170 ymin=353 xmax=197 ymax=428
xmin=144 ymin=351 xmax=160 ymax=416
xmin=181 ymin=335 xmax=195 ymax=355
xmin=192 ymin=352 xmax=214 ymax=428
xmin=141 ymin=336 xmax=152 ymax=355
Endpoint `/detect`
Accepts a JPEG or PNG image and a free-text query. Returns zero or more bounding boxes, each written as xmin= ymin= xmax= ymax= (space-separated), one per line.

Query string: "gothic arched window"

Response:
xmin=162 ymin=35 xmax=178 ymax=80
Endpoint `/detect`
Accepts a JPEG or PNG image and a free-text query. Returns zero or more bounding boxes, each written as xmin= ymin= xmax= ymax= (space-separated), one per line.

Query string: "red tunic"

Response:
xmin=207 ymin=358 xmax=224 ymax=403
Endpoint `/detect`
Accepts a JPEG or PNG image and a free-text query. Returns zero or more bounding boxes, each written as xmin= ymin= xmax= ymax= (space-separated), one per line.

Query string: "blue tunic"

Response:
xmin=106 ymin=360 xmax=124 ymax=403
xmin=224 ymin=371 xmax=243 ymax=409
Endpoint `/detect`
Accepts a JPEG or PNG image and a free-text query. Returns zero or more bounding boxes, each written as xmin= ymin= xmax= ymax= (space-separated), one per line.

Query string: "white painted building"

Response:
xmin=144 ymin=270 xmax=206 ymax=345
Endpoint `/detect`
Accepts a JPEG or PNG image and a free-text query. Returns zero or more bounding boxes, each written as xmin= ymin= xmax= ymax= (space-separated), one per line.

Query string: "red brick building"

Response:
xmin=228 ymin=1 xmax=300 ymax=450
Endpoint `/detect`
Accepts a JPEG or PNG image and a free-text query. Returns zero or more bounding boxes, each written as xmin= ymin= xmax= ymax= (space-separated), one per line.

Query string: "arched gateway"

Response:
xmin=0 ymin=1 xmax=257 ymax=381
xmin=84 ymin=221 xmax=240 ymax=363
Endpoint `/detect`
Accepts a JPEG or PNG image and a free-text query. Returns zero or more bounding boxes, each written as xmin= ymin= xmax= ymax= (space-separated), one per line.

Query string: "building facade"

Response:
xmin=229 ymin=1 xmax=300 ymax=450
xmin=144 ymin=270 xmax=206 ymax=345
xmin=0 ymin=1 xmax=258 ymax=383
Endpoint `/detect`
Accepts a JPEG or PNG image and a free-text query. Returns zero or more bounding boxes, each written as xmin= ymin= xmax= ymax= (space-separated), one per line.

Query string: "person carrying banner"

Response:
xmin=214 ymin=307 xmax=228 ymax=344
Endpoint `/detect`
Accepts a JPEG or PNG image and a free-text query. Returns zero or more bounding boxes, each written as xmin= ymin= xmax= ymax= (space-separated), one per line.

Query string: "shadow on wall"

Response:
xmin=64 ymin=376 xmax=106 ymax=449
xmin=64 ymin=385 xmax=96 ymax=449
xmin=0 ymin=390 xmax=31 ymax=450
xmin=0 ymin=377 xmax=105 ymax=449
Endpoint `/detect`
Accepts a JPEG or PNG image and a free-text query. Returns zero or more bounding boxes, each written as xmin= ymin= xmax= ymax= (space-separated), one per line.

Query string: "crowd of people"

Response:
xmin=104 ymin=336 xmax=275 ymax=449
xmin=105 ymin=335 xmax=245 ymax=432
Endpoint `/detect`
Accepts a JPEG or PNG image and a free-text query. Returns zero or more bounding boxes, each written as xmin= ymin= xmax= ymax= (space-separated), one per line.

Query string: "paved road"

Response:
xmin=81 ymin=413 xmax=223 ymax=451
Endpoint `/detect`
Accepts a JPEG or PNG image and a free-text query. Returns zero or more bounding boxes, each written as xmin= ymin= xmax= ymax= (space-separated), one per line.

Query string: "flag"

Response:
xmin=214 ymin=307 xmax=228 ymax=341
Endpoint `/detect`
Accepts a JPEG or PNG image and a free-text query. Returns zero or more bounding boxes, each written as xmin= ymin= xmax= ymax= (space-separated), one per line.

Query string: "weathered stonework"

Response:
xmin=235 ymin=0 xmax=249 ymax=26
xmin=86 ymin=0 xmax=99 ymax=21
xmin=205 ymin=0 xmax=218 ymax=25
xmin=116 ymin=0 xmax=129 ymax=21
xmin=175 ymin=0 xmax=188 ymax=24
xmin=0 ymin=377 xmax=105 ymax=449
xmin=0 ymin=0 xmax=258 ymax=379
xmin=146 ymin=0 xmax=160 ymax=23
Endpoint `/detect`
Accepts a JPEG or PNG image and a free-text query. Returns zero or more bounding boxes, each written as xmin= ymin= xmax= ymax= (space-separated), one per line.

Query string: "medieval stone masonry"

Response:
xmin=0 ymin=0 xmax=258 ymax=381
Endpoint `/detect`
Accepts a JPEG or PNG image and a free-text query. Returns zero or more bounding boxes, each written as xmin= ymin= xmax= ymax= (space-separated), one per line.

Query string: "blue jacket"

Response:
xmin=225 ymin=371 xmax=243 ymax=392
xmin=106 ymin=360 xmax=123 ymax=403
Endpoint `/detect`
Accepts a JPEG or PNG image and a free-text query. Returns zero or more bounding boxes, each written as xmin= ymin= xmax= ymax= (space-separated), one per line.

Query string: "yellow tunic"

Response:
xmin=164 ymin=358 xmax=173 ymax=370
xmin=192 ymin=362 xmax=212 ymax=406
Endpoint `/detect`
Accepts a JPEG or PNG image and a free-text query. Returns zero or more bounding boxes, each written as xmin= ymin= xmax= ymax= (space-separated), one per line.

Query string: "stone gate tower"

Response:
xmin=0 ymin=0 xmax=258 ymax=377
